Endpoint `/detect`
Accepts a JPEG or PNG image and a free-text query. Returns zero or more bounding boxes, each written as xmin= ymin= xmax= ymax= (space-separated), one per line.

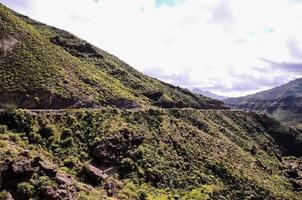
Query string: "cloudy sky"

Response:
xmin=1 ymin=0 xmax=302 ymax=97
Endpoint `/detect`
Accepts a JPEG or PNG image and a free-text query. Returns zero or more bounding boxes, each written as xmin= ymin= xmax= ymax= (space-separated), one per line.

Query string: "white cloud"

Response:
xmin=2 ymin=0 xmax=302 ymax=97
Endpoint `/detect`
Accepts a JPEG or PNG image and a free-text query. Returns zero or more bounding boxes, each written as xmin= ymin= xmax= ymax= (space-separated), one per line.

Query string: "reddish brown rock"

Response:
xmin=11 ymin=159 xmax=35 ymax=176
xmin=32 ymin=157 xmax=57 ymax=176
xmin=55 ymin=172 xmax=74 ymax=185
xmin=41 ymin=186 xmax=74 ymax=200
xmin=84 ymin=164 xmax=108 ymax=185
xmin=105 ymin=181 xmax=116 ymax=197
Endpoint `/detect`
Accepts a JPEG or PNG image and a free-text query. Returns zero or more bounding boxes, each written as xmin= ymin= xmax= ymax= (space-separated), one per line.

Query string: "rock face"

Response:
xmin=83 ymin=164 xmax=108 ymax=185
xmin=0 ymin=91 xmax=79 ymax=109
xmin=55 ymin=172 xmax=74 ymax=185
xmin=50 ymin=36 xmax=104 ymax=59
xmin=32 ymin=157 xmax=57 ymax=177
xmin=0 ymin=36 xmax=19 ymax=57
xmin=93 ymin=129 xmax=144 ymax=164
xmin=283 ymin=157 xmax=302 ymax=191
xmin=40 ymin=186 xmax=74 ymax=200
xmin=1 ymin=159 xmax=35 ymax=190
xmin=40 ymin=186 xmax=57 ymax=200
xmin=224 ymin=78 xmax=302 ymax=126
xmin=10 ymin=159 xmax=35 ymax=176
xmin=0 ymin=158 xmax=35 ymax=200
xmin=104 ymin=181 xmax=116 ymax=197
xmin=0 ymin=156 xmax=77 ymax=200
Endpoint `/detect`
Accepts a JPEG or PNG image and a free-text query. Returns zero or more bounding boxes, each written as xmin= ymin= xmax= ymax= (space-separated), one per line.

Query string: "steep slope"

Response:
xmin=224 ymin=78 xmax=302 ymax=126
xmin=0 ymin=4 xmax=226 ymax=110
xmin=0 ymin=109 xmax=302 ymax=199
xmin=1 ymin=3 xmax=302 ymax=200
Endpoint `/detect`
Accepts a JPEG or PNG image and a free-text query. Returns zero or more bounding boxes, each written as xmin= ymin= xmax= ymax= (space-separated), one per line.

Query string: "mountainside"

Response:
xmin=224 ymin=78 xmax=302 ymax=127
xmin=191 ymin=88 xmax=227 ymax=100
xmin=1 ymin=109 xmax=302 ymax=200
xmin=1 ymin=3 xmax=302 ymax=200
xmin=0 ymin=4 xmax=226 ymax=110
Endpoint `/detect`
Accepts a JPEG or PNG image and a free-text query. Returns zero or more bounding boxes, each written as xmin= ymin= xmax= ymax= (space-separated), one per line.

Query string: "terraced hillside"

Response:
xmin=0 ymin=109 xmax=302 ymax=199
xmin=0 ymin=4 xmax=225 ymax=110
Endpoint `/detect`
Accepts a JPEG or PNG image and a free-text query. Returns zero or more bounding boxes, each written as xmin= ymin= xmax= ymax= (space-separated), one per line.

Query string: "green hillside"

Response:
xmin=0 ymin=3 xmax=302 ymax=200
xmin=0 ymin=4 xmax=225 ymax=110
xmin=0 ymin=109 xmax=302 ymax=199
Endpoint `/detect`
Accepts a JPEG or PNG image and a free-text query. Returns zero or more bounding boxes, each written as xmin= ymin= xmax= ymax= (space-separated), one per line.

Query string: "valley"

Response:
xmin=0 ymin=3 xmax=301 ymax=200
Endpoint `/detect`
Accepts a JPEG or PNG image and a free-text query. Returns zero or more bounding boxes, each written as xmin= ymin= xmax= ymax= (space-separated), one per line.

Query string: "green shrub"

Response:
xmin=31 ymin=132 xmax=43 ymax=144
xmin=61 ymin=128 xmax=72 ymax=140
xmin=0 ymin=141 xmax=7 ymax=148
xmin=139 ymin=191 xmax=148 ymax=200
xmin=61 ymin=137 xmax=74 ymax=148
xmin=79 ymin=151 xmax=89 ymax=160
xmin=120 ymin=158 xmax=135 ymax=173
xmin=39 ymin=124 xmax=56 ymax=138
xmin=17 ymin=182 xmax=34 ymax=198
xmin=64 ymin=156 xmax=78 ymax=168
xmin=0 ymin=111 xmax=33 ymax=133
xmin=0 ymin=125 xmax=8 ymax=132
xmin=37 ymin=176 xmax=58 ymax=189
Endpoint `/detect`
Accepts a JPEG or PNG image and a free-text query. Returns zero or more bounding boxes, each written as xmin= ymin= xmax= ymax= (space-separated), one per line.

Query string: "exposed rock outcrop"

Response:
xmin=83 ymin=164 xmax=108 ymax=185
xmin=0 ymin=36 xmax=19 ymax=57
xmin=40 ymin=186 xmax=74 ymax=200
xmin=283 ymin=157 xmax=302 ymax=191
xmin=93 ymin=129 xmax=144 ymax=164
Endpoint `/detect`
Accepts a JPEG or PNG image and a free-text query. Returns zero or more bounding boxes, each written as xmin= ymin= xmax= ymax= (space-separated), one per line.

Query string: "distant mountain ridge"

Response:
xmin=191 ymin=88 xmax=227 ymax=100
xmin=224 ymin=78 xmax=302 ymax=126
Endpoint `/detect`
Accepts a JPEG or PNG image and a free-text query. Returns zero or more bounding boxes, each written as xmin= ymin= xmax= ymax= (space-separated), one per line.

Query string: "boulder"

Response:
xmin=55 ymin=172 xmax=73 ymax=185
xmin=41 ymin=186 xmax=57 ymax=200
xmin=283 ymin=157 xmax=302 ymax=191
xmin=84 ymin=164 xmax=108 ymax=185
xmin=1 ymin=159 xmax=36 ymax=191
xmin=32 ymin=157 xmax=57 ymax=176
xmin=11 ymin=159 xmax=35 ymax=176
xmin=104 ymin=181 xmax=116 ymax=197
xmin=41 ymin=186 xmax=74 ymax=200
xmin=0 ymin=36 xmax=19 ymax=57
xmin=93 ymin=129 xmax=144 ymax=164
xmin=56 ymin=189 xmax=74 ymax=200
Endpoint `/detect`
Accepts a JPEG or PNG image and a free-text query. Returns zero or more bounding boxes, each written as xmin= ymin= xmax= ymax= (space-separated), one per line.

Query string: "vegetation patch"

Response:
xmin=0 ymin=109 xmax=301 ymax=199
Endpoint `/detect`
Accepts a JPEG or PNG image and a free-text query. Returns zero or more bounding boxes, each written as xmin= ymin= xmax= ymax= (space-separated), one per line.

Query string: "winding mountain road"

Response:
xmin=0 ymin=107 xmax=242 ymax=113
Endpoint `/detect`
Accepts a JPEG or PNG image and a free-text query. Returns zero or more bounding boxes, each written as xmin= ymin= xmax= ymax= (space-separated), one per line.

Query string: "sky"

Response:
xmin=1 ymin=0 xmax=302 ymax=97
